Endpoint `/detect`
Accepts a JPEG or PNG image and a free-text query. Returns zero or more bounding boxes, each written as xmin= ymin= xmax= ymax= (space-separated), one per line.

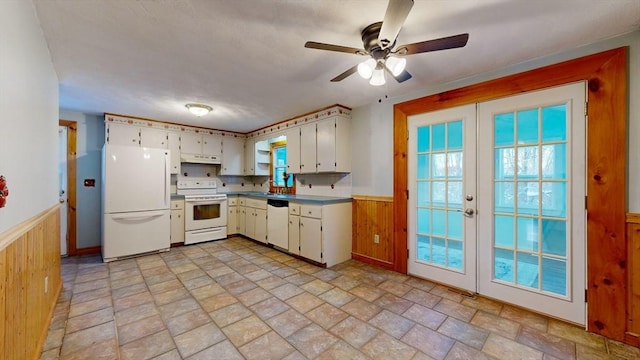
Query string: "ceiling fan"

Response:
xmin=304 ymin=0 xmax=469 ymax=85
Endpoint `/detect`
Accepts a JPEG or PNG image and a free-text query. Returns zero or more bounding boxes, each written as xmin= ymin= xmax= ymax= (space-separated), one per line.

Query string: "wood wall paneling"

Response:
xmin=626 ymin=213 xmax=640 ymax=346
xmin=0 ymin=205 xmax=62 ymax=360
xmin=393 ymin=48 xmax=627 ymax=342
xmin=352 ymin=196 xmax=395 ymax=269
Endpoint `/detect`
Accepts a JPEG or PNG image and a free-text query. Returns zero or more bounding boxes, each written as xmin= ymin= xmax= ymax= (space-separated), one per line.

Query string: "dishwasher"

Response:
xmin=267 ymin=199 xmax=289 ymax=250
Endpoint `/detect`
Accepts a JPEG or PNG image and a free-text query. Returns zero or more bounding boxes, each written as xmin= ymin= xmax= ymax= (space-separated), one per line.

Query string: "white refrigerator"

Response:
xmin=102 ymin=145 xmax=170 ymax=262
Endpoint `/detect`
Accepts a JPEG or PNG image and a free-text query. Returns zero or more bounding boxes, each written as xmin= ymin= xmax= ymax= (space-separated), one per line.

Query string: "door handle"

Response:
xmin=464 ymin=208 xmax=475 ymax=215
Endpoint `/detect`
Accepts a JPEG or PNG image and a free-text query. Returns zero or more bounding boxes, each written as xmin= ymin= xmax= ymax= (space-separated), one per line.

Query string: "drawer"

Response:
xmin=246 ymin=198 xmax=267 ymax=210
xmin=228 ymin=197 xmax=238 ymax=206
xmin=239 ymin=198 xmax=246 ymax=206
xmin=170 ymin=200 xmax=184 ymax=210
xmin=289 ymin=203 xmax=300 ymax=215
xmin=300 ymin=204 xmax=321 ymax=219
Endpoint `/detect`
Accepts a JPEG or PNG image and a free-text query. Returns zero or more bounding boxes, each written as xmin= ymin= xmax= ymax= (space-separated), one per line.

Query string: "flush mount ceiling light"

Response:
xmin=185 ymin=103 xmax=213 ymax=117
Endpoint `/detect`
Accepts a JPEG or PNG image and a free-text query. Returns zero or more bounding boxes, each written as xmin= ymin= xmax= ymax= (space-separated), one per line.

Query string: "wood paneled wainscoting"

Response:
xmin=352 ymin=196 xmax=396 ymax=270
xmin=0 ymin=205 xmax=62 ymax=360
xmin=626 ymin=213 xmax=640 ymax=347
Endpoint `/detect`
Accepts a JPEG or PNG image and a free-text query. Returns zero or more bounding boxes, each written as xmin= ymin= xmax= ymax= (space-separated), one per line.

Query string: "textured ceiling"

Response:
xmin=33 ymin=0 xmax=640 ymax=133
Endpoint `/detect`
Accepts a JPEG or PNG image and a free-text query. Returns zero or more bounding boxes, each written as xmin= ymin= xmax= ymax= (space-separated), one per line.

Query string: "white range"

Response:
xmin=177 ymin=178 xmax=228 ymax=245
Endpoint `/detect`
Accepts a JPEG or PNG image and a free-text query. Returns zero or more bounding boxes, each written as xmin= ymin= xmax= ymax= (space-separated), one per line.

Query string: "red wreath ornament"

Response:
xmin=0 ymin=176 xmax=8 ymax=208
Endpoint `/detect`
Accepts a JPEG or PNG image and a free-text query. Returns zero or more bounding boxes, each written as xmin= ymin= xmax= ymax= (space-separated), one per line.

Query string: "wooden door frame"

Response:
xmin=394 ymin=48 xmax=627 ymax=341
xmin=59 ymin=120 xmax=78 ymax=255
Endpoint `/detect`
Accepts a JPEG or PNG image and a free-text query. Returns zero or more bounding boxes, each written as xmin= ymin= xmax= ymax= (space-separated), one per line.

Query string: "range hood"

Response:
xmin=180 ymin=153 xmax=221 ymax=164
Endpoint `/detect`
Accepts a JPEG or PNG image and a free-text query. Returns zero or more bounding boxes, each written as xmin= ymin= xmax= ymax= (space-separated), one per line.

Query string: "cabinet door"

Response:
xmin=227 ymin=206 xmax=237 ymax=235
xmin=334 ymin=116 xmax=351 ymax=173
xmin=167 ymin=132 xmax=181 ymax=174
xmin=300 ymin=217 xmax=322 ymax=263
xmin=244 ymin=139 xmax=255 ymax=175
xmin=221 ymin=136 xmax=244 ymax=175
xmin=299 ymin=123 xmax=317 ymax=173
xmin=245 ymin=208 xmax=255 ymax=239
xmin=286 ymin=127 xmax=301 ymax=174
xmin=170 ymin=209 xmax=184 ymax=244
xmin=238 ymin=206 xmax=247 ymax=236
xmin=316 ymin=119 xmax=336 ymax=172
xmin=181 ymin=133 xmax=202 ymax=154
xmin=106 ymin=123 xmax=140 ymax=146
xmin=202 ymin=133 xmax=222 ymax=155
xmin=140 ymin=128 xmax=168 ymax=149
xmin=254 ymin=208 xmax=267 ymax=243
xmin=289 ymin=215 xmax=300 ymax=255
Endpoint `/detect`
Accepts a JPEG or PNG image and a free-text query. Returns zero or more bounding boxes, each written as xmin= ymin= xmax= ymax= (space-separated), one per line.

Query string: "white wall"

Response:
xmin=351 ymin=31 xmax=640 ymax=212
xmin=0 ymin=1 xmax=59 ymax=235
xmin=59 ymin=110 xmax=104 ymax=248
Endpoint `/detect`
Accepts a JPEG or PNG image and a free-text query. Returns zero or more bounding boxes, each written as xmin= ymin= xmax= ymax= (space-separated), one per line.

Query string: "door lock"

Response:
xmin=464 ymin=208 xmax=475 ymax=215
xmin=466 ymin=195 xmax=474 ymax=201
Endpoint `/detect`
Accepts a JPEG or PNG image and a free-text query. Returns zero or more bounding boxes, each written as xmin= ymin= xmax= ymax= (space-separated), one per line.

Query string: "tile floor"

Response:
xmin=40 ymin=237 xmax=640 ymax=360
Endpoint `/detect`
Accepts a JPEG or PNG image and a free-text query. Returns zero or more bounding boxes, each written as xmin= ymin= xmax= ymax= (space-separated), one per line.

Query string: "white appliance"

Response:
xmin=177 ymin=178 xmax=227 ymax=244
xmin=267 ymin=199 xmax=289 ymax=250
xmin=102 ymin=145 xmax=170 ymax=262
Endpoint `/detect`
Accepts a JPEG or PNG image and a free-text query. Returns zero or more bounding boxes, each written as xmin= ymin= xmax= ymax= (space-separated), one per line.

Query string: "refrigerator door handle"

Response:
xmin=111 ymin=210 xmax=166 ymax=221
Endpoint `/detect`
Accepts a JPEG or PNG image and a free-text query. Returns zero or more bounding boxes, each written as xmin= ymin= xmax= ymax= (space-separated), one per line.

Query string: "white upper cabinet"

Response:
xmin=299 ymin=123 xmax=317 ymax=173
xmin=180 ymin=133 xmax=202 ymax=154
xmin=244 ymin=139 xmax=255 ymax=175
xmin=180 ymin=132 xmax=222 ymax=156
xmin=140 ymin=127 xmax=168 ymax=149
xmin=167 ymin=132 xmax=181 ymax=174
xmin=286 ymin=127 xmax=301 ymax=174
xmin=106 ymin=123 xmax=140 ymax=146
xmin=202 ymin=133 xmax=222 ymax=156
xmin=221 ymin=136 xmax=245 ymax=175
xmin=296 ymin=116 xmax=351 ymax=174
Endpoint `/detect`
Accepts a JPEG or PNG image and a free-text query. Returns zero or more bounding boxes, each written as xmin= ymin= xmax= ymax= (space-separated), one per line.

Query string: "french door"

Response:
xmin=408 ymin=104 xmax=477 ymax=292
xmin=408 ymin=82 xmax=586 ymax=324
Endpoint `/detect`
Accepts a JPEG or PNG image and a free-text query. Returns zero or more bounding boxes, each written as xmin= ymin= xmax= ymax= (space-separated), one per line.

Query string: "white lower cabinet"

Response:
xmin=170 ymin=199 xmax=184 ymax=244
xmin=227 ymin=196 xmax=238 ymax=235
xmin=288 ymin=201 xmax=351 ymax=267
xmin=240 ymin=197 xmax=267 ymax=243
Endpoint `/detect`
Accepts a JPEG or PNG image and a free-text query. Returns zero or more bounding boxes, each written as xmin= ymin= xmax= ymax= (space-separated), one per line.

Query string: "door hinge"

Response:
xmin=320 ymin=226 xmax=323 ymax=231
xmin=585 ymin=195 xmax=588 ymax=210
xmin=321 ymin=252 xmax=323 ymax=258
xmin=585 ymin=101 xmax=588 ymax=116
xmin=585 ymin=289 xmax=588 ymax=303
xmin=406 ymin=190 xmax=409 ymax=199
xmin=407 ymin=249 xmax=409 ymax=259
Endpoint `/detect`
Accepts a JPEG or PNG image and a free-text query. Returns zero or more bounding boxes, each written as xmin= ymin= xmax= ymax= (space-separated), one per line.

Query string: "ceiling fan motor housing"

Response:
xmin=361 ymin=22 xmax=393 ymax=60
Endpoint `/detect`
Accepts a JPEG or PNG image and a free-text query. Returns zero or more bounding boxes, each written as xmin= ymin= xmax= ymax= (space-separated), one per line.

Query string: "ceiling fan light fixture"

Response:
xmin=369 ymin=68 xmax=386 ymax=86
xmin=185 ymin=103 xmax=213 ymax=117
xmin=386 ymin=56 xmax=406 ymax=76
xmin=357 ymin=59 xmax=376 ymax=79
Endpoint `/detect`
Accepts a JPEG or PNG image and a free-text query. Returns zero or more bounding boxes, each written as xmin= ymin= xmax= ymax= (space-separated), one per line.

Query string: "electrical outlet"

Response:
xmin=374 ymin=234 xmax=380 ymax=244
xmin=44 ymin=276 xmax=48 ymax=294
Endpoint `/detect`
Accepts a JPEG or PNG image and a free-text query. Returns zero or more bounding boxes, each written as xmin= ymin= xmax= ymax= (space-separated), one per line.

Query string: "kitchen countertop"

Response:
xmin=170 ymin=194 xmax=185 ymax=200
xmin=223 ymin=191 xmax=352 ymax=205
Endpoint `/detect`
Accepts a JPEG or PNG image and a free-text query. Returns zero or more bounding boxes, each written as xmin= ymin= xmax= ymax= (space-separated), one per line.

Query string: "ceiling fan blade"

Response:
xmin=330 ymin=65 xmax=359 ymax=82
xmin=397 ymin=33 xmax=469 ymax=55
xmin=378 ymin=0 xmax=414 ymax=49
xmin=305 ymin=41 xmax=367 ymax=55
xmin=384 ymin=64 xmax=412 ymax=83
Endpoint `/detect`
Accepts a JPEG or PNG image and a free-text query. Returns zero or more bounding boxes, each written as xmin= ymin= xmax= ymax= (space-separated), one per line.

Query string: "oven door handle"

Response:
xmin=185 ymin=199 xmax=226 ymax=204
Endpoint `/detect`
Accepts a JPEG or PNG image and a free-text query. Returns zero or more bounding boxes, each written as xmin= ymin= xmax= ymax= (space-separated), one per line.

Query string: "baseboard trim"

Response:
xmin=74 ymin=246 xmax=101 ymax=256
xmin=352 ymin=252 xmax=395 ymax=270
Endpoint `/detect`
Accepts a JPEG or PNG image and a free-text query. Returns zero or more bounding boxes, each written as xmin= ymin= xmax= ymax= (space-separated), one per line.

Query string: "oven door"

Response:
xmin=184 ymin=197 xmax=228 ymax=231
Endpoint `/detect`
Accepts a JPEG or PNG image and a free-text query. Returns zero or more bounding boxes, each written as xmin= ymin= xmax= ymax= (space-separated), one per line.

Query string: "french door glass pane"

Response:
xmin=415 ymin=121 xmax=465 ymax=272
xmin=492 ymin=104 xmax=569 ymax=297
